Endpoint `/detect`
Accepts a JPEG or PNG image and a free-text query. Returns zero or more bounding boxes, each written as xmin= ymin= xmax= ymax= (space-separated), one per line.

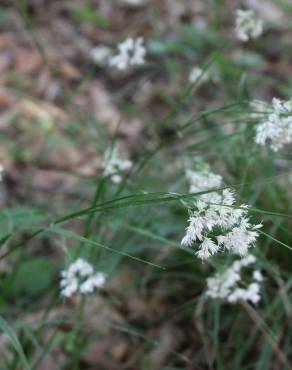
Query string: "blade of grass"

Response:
xmin=0 ymin=316 xmax=31 ymax=370
xmin=47 ymin=225 xmax=166 ymax=270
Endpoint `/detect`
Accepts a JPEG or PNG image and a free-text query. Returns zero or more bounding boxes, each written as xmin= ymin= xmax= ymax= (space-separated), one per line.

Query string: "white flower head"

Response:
xmin=102 ymin=147 xmax=133 ymax=184
xmin=235 ymin=9 xmax=263 ymax=42
xmin=253 ymin=97 xmax=292 ymax=151
xmin=181 ymin=167 xmax=262 ymax=260
xmin=109 ymin=37 xmax=146 ymax=70
xmin=60 ymin=258 xmax=106 ymax=298
xmin=206 ymin=254 xmax=263 ymax=304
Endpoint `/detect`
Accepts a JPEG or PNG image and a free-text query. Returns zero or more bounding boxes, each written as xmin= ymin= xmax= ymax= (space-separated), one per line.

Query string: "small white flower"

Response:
xmin=60 ymin=258 xmax=106 ymax=298
xmin=253 ymin=97 xmax=292 ymax=152
xmin=0 ymin=164 xmax=4 ymax=181
xmin=206 ymin=255 xmax=263 ymax=304
xmin=61 ymin=277 xmax=78 ymax=298
xmin=102 ymin=147 xmax=133 ymax=184
xmin=218 ymin=218 xmax=260 ymax=256
xmin=109 ymin=37 xmax=146 ymax=70
xmin=241 ymin=254 xmax=256 ymax=266
xmin=188 ymin=67 xmax=210 ymax=86
xmin=187 ymin=169 xmax=222 ymax=194
xmin=119 ymin=0 xmax=146 ymax=6
xmin=253 ymin=270 xmax=263 ymax=282
xmin=197 ymin=237 xmax=220 ymax=259
xmin=235 ymin=9 xmax=263 ymax=42
xmin=80 ymin=273 xmax=106 ymax=294
xmin=90 ymin=46 xmax=113 ymax=66
xmin=206 ymin=264 xmax=240 ymax=300
xmin=228 ymin=282 xmax=261 ymax=304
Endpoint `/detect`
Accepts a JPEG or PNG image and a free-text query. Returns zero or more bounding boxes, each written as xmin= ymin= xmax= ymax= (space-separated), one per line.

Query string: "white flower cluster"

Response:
xmin=253 ymin=98 xmax=292 ymax=152
xmin=102 ymin=147 xmax=133 ymax=184
xmin=109 ymin=37 xmax=146 ymax=70
xmin=119 ymin=0 xmax=146 ymax=5
xmin=60 ymin=258 xmax=106 ymax=298
xmin=0 ymin=164 xmax=4 ymax=182
xmin=189 ymin=67 xmax=210 ymax=86
xmin=90 ymin=46 xmax=113 ymax=66
xmin=235 ymin=9 xmax=263 ymax=42
xmin=181 ymin=168 xmax=262 ymax=260
xmin=206 ymin=254 xmax=263 ymax=304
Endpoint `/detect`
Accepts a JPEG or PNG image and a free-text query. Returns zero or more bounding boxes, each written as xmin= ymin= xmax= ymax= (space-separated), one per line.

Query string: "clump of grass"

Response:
xmin=0 ymin=1 xmax=292 ymax=369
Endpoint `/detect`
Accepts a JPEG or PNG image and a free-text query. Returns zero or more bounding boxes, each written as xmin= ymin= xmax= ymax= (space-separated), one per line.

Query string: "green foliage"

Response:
xmin=10 ymin=258 xmax=56 ymax=297
xmin=0 ymin=317 xmax=31 ymax=370
xmin=0 ymin=0 xmax=292 ymax=369
xmin=0 ymin=6 xmax=10 ymax=24
xmin=69 ymin=4 xmax=110 ymax=28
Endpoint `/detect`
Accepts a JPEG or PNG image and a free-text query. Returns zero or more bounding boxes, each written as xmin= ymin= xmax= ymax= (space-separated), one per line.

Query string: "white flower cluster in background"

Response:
xmin=206 ymin=254 xmax=263 ymax=304
xmin=0 ymin=164 xmax=4 ymax=181
xmin=60 ymin=258 xmax=106 ymax=298
xmin=235 ymin=9 xmax=263 ymax=42
xmin=90 ymin=46 xmax=113 ymax=66
xmin=189 ymin=67 xmax=210 ymax=86
xmin=253 ymin=98 xmax=292 ymax=152
xmin=119 ymin=0 xmax=146 ymax=6
xmin=181 ymin=168 xmax=262 ymax=260
xmin=109 ymin=37 xmax=146 ymax=70
xmin=102 ymin=147 xmax=133 ymax=184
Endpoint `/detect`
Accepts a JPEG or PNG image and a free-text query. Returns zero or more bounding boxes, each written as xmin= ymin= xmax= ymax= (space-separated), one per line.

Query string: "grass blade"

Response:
xmin=0 ymin=316 xmax=31 ymax=370
xmin=48 ymin=225 xmax=166 ymax=270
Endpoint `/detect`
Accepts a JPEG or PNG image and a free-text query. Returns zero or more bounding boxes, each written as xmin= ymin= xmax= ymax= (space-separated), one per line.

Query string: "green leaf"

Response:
xmin=11 ymin=258 xmax=56 ymax=296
